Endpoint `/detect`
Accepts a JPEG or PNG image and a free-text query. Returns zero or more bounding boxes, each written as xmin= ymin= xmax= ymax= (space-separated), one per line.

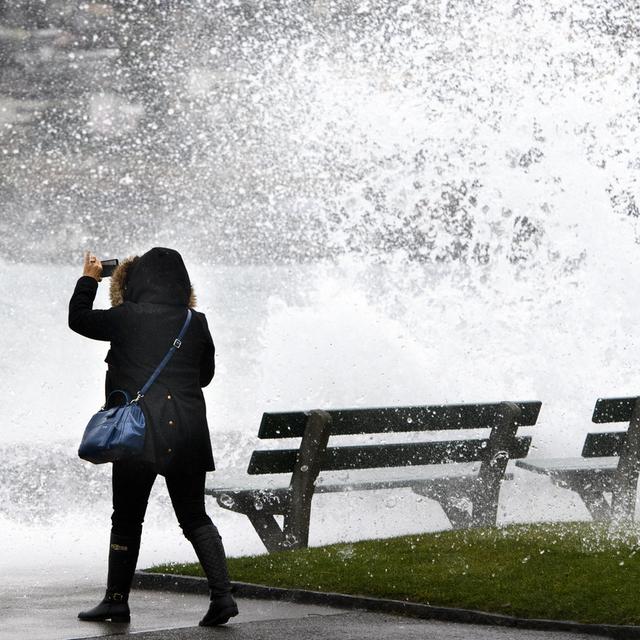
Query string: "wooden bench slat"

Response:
xmin=258 ymin=402 xmax=541 ymax=439
xmin=516 ymin=456 xmax=619 ymax=475
xmin=247 ymin=436 xmax=532 ymax=474
xmin=592 ymin=397 xmax=639 ymax=424
xmin=207 ymin=462 xmax=482 ymax=500
xmin=582 ymin=431 xmax=626 ymax=457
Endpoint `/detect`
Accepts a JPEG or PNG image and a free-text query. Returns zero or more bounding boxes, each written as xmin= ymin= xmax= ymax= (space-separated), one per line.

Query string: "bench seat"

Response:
xmin=207 ymin=462 xmax=483 ymax=511
xmin=517 ymin=456 xmax=618 ymax=476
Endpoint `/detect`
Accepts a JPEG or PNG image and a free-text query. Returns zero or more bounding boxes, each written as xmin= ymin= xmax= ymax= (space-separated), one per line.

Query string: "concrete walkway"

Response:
xmin=82 ymin=614 xmax=615 ymax=640
xmin=0 ymin=584 xmax=342 ymax=640
xmin=1 ymin=583 xmax=611 ymax=640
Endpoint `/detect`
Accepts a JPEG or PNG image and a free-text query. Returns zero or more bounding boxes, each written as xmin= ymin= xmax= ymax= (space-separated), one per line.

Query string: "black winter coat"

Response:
xmin=68 ymin=248 xmax=216 ymax=474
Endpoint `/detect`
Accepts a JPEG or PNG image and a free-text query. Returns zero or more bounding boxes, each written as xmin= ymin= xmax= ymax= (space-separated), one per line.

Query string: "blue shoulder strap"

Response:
xmin=133 ymin=309 xmax=192 ymax=402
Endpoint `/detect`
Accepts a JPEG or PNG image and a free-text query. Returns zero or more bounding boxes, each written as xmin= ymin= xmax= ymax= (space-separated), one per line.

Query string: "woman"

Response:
xmin=69 ymin=247 xmax=238 ymax=626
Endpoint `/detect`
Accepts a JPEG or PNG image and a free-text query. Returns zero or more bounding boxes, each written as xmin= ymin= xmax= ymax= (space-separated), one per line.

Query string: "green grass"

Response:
xmin=150 ymin=523 xmax=640 ymax=625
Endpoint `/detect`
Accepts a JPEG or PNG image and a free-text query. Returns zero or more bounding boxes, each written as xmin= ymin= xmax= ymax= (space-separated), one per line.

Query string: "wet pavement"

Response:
xmin=0 ymin=582 xmax=343 ymax=640
xmin=0 ymin=582 xmax=612 ymax=640
xmin=85 ymin=614 xmax=613 ymax=640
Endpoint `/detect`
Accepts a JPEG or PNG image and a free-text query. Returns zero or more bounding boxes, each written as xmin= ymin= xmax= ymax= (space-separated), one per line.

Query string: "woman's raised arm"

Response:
xmin=68 ymin=251 xmax=122 ymax=341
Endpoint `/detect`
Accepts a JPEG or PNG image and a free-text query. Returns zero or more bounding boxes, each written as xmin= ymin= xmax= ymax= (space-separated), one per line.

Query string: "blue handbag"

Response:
xmin=78 ymin=309 xmax=192 ymax=464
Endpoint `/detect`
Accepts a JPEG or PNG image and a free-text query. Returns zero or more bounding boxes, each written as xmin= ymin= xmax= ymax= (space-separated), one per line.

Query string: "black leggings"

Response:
xmin=111 ymin=459 xmax=213 ymax=539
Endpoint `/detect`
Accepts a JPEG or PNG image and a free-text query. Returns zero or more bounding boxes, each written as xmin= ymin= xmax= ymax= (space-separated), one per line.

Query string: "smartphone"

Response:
xmin=101 ymin=259 xmax=119 ymax=278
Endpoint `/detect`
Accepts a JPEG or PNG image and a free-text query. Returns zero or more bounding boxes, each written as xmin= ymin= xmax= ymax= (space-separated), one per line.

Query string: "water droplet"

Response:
xmin=337 ymin=545 xmax=355 ymax=560
xmin=219 ymin=494 xmax=234 ymax=508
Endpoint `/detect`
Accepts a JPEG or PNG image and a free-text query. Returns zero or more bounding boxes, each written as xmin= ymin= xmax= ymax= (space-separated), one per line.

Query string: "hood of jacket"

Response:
xmin=110 ymin=248 xmax=197 ymax=308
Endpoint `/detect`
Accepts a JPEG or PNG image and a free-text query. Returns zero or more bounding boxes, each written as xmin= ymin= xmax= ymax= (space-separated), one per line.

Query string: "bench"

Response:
xmin=206 ymin=400 xmax=541 ymax=552
xmin=516 ymin=396 xmax=640 ymax=523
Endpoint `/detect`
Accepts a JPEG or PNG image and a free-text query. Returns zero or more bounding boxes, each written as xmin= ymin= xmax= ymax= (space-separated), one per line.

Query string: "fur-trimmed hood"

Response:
xmin=109 ymin=249 xmax=197 ymax=308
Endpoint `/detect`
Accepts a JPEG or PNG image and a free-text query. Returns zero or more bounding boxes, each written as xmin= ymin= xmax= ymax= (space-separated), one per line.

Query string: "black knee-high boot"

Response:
xmin=187 ymin=524 xmax=238 ymax=626
xmin=78 ymin=533 xmax=141 ymax=623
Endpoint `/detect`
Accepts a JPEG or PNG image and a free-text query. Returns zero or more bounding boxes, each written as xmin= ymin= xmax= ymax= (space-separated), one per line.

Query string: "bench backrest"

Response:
xmin=582 ymin=397 xmax=640 ymax=457
xmin=248 ymin=401 xmax=541 ymax=475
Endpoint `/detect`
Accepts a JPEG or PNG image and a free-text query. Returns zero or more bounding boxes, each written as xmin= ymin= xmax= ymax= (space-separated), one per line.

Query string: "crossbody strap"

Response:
xmin=132 ymin=309 xmax=192 ymax=403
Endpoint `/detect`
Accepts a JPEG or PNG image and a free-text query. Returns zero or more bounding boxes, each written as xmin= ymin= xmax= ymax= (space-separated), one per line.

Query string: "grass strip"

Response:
xmin=150 ymin=522 xmax=640 ymax=625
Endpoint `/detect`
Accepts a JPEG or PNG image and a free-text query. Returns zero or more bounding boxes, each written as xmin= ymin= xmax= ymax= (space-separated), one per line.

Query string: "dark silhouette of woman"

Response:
xmin=69 ymin=247 xmax=238 ymax=626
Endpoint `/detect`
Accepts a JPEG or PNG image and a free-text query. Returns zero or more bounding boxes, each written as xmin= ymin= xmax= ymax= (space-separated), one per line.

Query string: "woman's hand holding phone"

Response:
xmin=83 ymin=251 xmax=103 ymax=282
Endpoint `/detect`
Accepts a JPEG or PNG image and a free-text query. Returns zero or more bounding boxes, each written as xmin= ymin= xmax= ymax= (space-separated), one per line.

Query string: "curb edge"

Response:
xmin=133 ymin=571 xmax=638 ymax=639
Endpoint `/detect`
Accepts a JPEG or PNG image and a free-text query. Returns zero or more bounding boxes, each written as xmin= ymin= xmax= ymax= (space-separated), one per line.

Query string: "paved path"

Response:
xmin=1 ymin=583 xmax=609 ymax=640
xmin=0 ymin=583 xmax=342 ymax=640
xmin=85 ymin=613 xmax=613 ymax=640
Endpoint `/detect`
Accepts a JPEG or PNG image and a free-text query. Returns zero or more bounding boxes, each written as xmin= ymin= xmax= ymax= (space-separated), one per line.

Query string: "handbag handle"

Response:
xmin=101 ymin=389 xmax=132 ymax=410
xmin=131 ymin=309 xmax=192 ymax=403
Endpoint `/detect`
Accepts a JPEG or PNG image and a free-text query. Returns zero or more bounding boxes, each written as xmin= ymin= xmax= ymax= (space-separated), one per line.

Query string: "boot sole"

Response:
xmin=78 ymin=615 xmax=130 ymax=623
xmin=199 ymin=607 xmax=239 ymax=626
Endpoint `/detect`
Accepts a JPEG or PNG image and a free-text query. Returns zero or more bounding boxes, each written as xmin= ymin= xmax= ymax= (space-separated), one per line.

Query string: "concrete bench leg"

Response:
xmin=412 ymin=480 xmax=475 ymax=529
xmin=575 ymin=486 xmax=611 ymax=521
xmin=245 ymin=511 xmax=288 ymax=553
xmin=237 ymin=410 xmax=333 ymax=554
xmin=440 ymin=498 xmax=473 ymax=529
xmin=243 ymin=507 xmax=312 ymax=553
xmin=472 ymin=402 xmax=521 ymax=527
xmin=471 ymin=466 xmax=505 ymax=528
xmin=610 ymin=400 xmax=640 ymax=524
xmin=611 ymin=485 xmax=638 ymax=524
xmin=243 ymin=505 xmax=310 ymax=553
xmin=283 ymin=410 xmax=332 ymax=549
